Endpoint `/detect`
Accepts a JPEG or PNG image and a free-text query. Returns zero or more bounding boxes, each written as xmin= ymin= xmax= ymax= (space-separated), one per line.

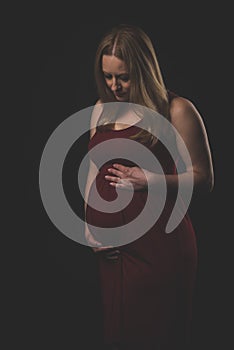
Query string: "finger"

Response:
xmin=94 ymin=246 xmax=114 ymax=252
xmin=106 ymin=252 xmax=119 ymax=258
xmin=105 ymin=249 xmax=120 ymax=256
xmin=105 ymin=175 xmax=121 ymax=182
xmin=106 ymin=256 xmax=119 ymax=261
xmin=109 ymin=182 xmax=125 ymax=188
xmin=112 ymin=163 xmax=128 ymax=173
xmin=86 ymin=234 xmax=102 ymax=247
xmin=105 ymin=250 xmax=120 ymax=260
xmin=107 ymin=168 xmax=123 ymax=177
xmin=110 ymin=182 xmax=133 ymax=191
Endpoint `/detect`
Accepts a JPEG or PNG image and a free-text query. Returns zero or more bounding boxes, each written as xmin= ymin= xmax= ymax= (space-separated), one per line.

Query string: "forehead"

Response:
xmin=102 ymin=55 xmax=128 ymax=73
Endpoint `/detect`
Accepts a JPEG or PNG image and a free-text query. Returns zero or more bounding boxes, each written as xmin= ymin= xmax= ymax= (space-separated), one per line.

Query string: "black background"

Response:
xmin=28 ymin=3 xmax=232 ymax=349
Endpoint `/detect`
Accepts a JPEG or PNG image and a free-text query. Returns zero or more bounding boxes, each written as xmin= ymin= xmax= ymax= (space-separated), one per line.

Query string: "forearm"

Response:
xmin=84 ymin=160 xmax=99 ymax=218
xmin=147 ymin=169 xmax=212 ymax=194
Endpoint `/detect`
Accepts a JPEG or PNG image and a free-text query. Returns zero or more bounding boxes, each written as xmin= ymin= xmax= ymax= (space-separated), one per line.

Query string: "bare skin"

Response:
xmin=105 ymin=97 xmax=214 ymax=193
xmin=102 ymin=55 xmax=131 ymax=102
xmin=84 ymin=55 xmax=214 ymax=261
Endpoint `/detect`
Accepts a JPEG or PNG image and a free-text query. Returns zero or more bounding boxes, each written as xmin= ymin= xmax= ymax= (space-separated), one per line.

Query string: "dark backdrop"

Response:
xmin=29 ymin=5 xmax=231 ymax=350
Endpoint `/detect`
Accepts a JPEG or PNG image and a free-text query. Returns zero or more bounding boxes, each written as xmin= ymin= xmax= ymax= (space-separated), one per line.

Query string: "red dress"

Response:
xmin=86 ymin=96 xmax=198 ymax=349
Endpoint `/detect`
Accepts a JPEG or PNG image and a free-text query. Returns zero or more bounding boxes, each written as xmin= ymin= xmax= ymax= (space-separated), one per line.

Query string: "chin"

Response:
xmin=115 ymin=95 xmax=128 ymax=102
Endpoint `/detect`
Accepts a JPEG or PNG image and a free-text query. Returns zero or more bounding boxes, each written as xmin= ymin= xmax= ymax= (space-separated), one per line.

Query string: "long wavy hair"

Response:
xmin=94 ymin=24 xmax=170 ymax=145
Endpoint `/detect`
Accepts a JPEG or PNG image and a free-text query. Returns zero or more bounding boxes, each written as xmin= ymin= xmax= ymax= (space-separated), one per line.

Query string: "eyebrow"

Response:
xmin=103 ymin=71 xmax=129 ymax=77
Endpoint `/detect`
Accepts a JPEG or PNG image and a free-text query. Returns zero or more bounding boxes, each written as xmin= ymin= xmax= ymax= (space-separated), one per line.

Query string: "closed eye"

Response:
xmin=104 ymin=73 xmax=112 ymax=80
xmin=103 ymin=72 xmax=130 ymax=82
xmin=119 ymin=75 xmax=130 ymax=82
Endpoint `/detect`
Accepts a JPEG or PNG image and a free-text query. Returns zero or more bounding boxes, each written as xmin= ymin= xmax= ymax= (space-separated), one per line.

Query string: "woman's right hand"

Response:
xmin=85 ymin=229 xmax=120 ymax=260
xmin=85 ymin=228 xmax=102 ymax=252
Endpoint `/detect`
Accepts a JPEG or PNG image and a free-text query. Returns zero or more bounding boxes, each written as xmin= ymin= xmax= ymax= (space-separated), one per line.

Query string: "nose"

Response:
xmin=111 ymin=78 xmax=121 ymax=91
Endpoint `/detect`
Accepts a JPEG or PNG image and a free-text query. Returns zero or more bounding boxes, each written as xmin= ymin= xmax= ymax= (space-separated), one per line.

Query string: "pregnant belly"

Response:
xmin=86 ymin=174 xmax=148 ymax=228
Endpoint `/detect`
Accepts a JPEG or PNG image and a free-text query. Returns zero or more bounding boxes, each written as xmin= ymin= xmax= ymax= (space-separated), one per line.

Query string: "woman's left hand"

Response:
xmin=105 ymin=163 xmax=151 ymax=191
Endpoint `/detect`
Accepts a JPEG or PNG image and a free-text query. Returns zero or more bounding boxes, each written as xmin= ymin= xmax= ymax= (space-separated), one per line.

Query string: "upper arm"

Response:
xmin=87 ymin=100 xmax=103 ymax=179
xmin=90 ymin=99 xmax=103 ymax=139
xmin=170 ymin=96 xmax=214 ymax=190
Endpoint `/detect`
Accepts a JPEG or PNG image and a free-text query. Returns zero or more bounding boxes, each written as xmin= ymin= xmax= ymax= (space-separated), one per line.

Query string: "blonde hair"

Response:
xmin=94 ymin=24 xmax=170 ymax=145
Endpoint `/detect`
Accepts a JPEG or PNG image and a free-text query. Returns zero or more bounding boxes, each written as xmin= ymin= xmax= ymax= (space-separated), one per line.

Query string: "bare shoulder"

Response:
xmin=95 ymin=98 xmax=102 ymax=106
xmin=90 ymin=99 xmax=103 ymax=138
xmin=169 ymin=96 xmax=205 ymax=130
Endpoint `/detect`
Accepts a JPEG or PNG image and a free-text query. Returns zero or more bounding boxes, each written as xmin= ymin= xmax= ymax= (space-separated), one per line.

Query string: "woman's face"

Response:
xmin=102 ymin=55 xmax=131 ymax=102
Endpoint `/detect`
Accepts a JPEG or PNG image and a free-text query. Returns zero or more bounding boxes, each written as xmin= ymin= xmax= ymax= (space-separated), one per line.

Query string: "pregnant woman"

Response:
xmin=84 ymin=24 xmax=214 ymax=350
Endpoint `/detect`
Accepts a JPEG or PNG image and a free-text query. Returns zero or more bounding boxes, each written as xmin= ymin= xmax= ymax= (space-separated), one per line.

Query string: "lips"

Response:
xmin=114 ymin=92 xmax=124 ymax=97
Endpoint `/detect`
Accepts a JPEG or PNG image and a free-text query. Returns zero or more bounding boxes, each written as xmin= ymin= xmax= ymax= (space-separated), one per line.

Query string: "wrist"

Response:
xmin=146 ymin=171 xmax=165 ymax=191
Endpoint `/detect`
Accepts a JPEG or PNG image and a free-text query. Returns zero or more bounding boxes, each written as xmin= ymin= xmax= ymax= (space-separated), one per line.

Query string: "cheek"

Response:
xmin=124 ymin=83 xmax=131 ymax=90
xmin=105 ymin=79 xmax=112 ymax=88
